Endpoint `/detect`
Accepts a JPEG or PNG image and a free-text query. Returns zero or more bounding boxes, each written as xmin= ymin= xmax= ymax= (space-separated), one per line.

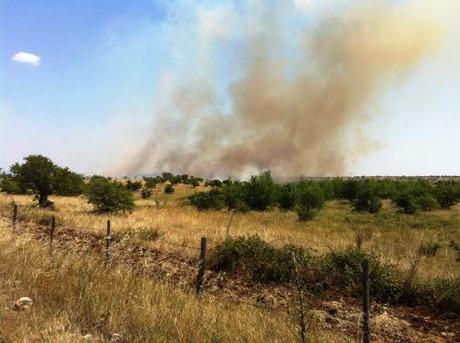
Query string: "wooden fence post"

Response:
xmin=12 ymin=204 xmax=18 ymax=234
xmin=362 ymin=258 xmax=371 ymax=343
xmin=105 ymin=220 xmax=111 ymax=264
xmin=195 ymin=237 xmax=207 ymax=295
xmin=49 ymin=216 xmax=56 ymax=255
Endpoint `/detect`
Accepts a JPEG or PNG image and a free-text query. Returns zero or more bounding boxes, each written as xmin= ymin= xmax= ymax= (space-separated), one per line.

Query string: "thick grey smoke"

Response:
xmin=120 ymin=0 xmax=443 ymax=179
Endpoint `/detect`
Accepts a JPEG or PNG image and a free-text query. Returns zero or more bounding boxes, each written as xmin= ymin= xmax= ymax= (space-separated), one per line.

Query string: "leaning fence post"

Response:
xmin=105 ymin=220 xmax=111 ymax=264
xmin=49 ymin=216 xmax=56 ymax=255
xmin=195 ymin=237 xmax=207 ymax=295
xmin=12 ymin=203 xmax=18 ymax=234
xmin=362 ymin=258 xmax=371 ymax=343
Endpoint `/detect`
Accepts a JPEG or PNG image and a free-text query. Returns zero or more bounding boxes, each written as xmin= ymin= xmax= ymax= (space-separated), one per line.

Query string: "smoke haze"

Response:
xmin=120 ymin=0 xmax=444 ymax=179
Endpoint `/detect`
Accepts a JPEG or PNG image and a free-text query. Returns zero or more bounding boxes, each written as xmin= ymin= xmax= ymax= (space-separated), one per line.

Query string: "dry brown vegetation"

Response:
xmin=0 ymin=184 xmax=459 ymax=342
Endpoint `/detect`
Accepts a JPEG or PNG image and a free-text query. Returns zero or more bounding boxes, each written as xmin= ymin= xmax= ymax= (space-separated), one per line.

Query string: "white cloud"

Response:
xmin=11 ymin=52 xmax=41 ymax=65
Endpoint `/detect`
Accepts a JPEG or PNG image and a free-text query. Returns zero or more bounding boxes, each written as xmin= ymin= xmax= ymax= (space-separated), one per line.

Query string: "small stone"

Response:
xmin=111 ymin=333 xmax=123 ymax=342
xmin=13 ymin=297 xmax=33 ymax=311
xmin=82 ymin=334 xmax=93 ymax=340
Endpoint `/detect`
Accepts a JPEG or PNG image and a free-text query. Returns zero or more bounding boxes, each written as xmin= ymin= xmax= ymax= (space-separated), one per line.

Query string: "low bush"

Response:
xmin=295 ymin=184 xmax=324 ymax=221
xmin=164 ymin=184 xmax=175 ymax=194
xmin=209 ymin=236 xmax=308 ymax=283
xmin=85 ymin=176 xmax=135 ymax=213
xmin=434 ymin=181 xmax=460 ymax=209
xmin=189 ymin=189 xmax=225 ymax=211
xmin=243 ymin=171 xmax=276 ymax=211
xmin=125 ymin=180 xmax=142 ymax=191
xmin=352 ymin=182 xmax=382 ymax=213
xmin=140 ymin=187 xmax=152 ymax=199
xmin=433 ymin=278 xmax=460 ymax=314
xmin=393 ymin=192 xmax=419 ymax=214
xmin=321 ymin=249 xmax=402 ymax=302
xmin=210 ymin=236 xmax=460 ymax=308
xmin=417 ymin=194 xmax=439 ymax=211
xmin=210 ymin=237 xmax=401 ymax=301
xmin=277 ymin=183 xmax=298 ymax=211
xmin=0 ymin=176 xmax=24 ymax=194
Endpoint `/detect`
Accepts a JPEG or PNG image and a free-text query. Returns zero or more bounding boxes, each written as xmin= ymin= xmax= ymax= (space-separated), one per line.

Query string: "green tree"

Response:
xmin=85 ymin=176 xmax=135 ymax=213
xmin=53 ymin=167 xmax=84 ymax=196
xmin=10 ymin=155 xmax=56 ymax=207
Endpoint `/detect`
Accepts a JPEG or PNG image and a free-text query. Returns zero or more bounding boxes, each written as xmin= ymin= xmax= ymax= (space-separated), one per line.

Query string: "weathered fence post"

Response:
xmin=195 ymin=237 xmax=207 ymax=295
xmin=362 ymin=258 xmax=371 ymax=343
xmin=12 ymin=203 xmax=18 ymax=234
xmin=49 ymin=216 xmax=56 ymax=255
xmin=105 ymin=220 xmax=111 ymax=264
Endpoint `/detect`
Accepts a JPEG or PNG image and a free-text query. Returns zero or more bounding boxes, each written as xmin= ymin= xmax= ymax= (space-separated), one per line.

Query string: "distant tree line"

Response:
xmin=189 ymin=172 xmax=460 ymax=220
xmin=2 ymin=155 xmax=460 ymax=217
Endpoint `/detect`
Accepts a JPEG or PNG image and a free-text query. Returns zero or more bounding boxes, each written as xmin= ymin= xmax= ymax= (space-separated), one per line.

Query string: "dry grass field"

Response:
xmin=0 ymin=184 xmax=459 ymax=342
xmin=1 ymin=183 xmax=459 ymax=281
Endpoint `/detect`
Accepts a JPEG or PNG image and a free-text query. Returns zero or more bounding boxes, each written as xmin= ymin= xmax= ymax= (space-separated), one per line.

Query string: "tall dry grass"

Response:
xmin=1 ymin=185 xmax=459 ymax=281
xmin=0 ymin=217 xmax=351 ymax=342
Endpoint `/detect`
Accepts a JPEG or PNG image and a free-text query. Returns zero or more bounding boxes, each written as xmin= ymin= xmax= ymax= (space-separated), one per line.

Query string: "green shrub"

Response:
xmin=125 ymin=180 xmax=142 ymax=191
xmin=143 ymin=177 xmax=157 ymax=189
xmin=243 ymin=171 xmax=276 ymax=211
xmin=222 ymin=181 xmax=248 ymax=211
xmin=277 ymin=183 xmax=298 ymax=211
xmin=205 ymin=179 xmax=223 ymax=187
xmin=295 ymin=184 xmax=324 ymax=221
xmin=210 ymin=236 xmax=308 ymax=283
xmin=321 ymin=249 xmax=402 ymax=302
xmin=417 ymin=194 xmax=439 ymax=211
xmin=188 ymin=189 xmax=224 ymax=211
xmin=85 ymin=176 xmax=135 ymax=213
xmin=352 ymin=195 xmax=382 ymax=213
xmin=295 ymin=206 xmax=318 ymax=221
xmin=140 ymin=187 xmax=152 ymax=199
xmin=434 ymin=181 xmax=460 ymax=209
xmin=164 ymin=184 xmax=175 ymax=194
xmin=53 ymin=167 xmax=84 ymax=196
xmin=393 ymin=192 xmax=419 ymax=214
xmin=0 ymin=176 xmax=24 ymax=194
xmin=433 ymin=278 xmax=460 ymax=314
xmin=210 ymin=237 xmax=460 ymax=309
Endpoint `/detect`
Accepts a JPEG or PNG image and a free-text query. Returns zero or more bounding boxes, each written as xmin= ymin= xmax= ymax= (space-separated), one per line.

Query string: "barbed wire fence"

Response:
xmin=6 ymin=203 xmax=374 ymax=342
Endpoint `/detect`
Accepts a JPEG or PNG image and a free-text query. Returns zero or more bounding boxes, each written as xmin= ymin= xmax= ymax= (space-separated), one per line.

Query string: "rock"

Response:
xmin=82 ymin=334 xmax=93 ymax=340
xmin=13 ymin=297 xmax=33 ymax=311
xmin=111 ymin=333 xmax=123 ymax=342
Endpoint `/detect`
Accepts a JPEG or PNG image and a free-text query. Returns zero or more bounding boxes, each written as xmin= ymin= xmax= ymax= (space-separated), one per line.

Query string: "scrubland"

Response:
xmin=0 ymin=184 xmax=459 ymax=342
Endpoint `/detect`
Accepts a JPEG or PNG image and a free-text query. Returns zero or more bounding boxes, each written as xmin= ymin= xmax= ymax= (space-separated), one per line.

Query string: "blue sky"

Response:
xmin=1 ymin=0 xmax=459 ymax=176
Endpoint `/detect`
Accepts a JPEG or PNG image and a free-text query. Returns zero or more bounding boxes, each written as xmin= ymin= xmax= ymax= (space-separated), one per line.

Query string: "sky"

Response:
xmin=1 ymin=0 xmax=459 ymax=177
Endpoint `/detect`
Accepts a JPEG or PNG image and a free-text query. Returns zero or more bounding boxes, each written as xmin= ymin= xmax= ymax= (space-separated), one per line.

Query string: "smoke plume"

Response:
xmin=121 ymin=0 xmax=444 ymax=179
